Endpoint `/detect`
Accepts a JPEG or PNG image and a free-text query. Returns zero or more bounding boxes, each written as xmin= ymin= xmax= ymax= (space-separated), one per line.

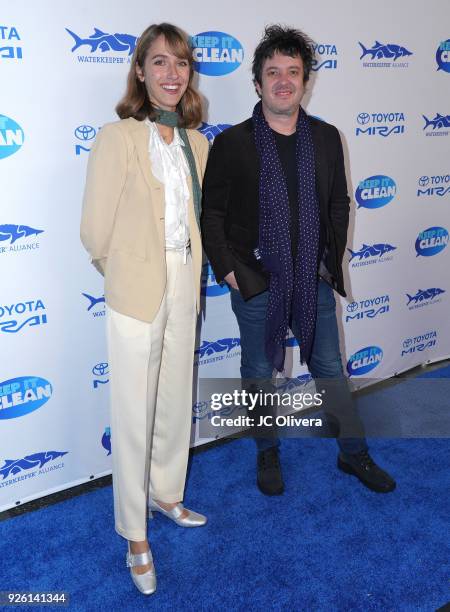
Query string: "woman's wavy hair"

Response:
xmin=116 ymin=23 xmax=202 ymax=128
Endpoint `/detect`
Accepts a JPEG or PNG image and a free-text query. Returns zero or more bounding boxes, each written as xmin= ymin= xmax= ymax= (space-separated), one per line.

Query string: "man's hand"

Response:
xmin=224 ymin=271 xmax=239 ymax=291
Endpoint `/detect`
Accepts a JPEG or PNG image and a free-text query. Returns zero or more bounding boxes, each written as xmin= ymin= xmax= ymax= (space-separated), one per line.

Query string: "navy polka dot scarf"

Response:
xmin=252 ymin=101 xmax=320 ymax=372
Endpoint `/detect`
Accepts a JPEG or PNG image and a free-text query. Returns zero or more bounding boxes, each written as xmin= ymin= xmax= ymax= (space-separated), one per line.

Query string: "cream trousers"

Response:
xmin=106 ymin=250 xmax=197 ymax=541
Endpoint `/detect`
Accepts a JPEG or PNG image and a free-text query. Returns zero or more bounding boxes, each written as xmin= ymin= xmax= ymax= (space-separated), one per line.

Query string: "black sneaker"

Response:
xmin=257 ymin=447 xmax=284 ymax=495
xmin=338 ymin=450 xmax=396 ymax=493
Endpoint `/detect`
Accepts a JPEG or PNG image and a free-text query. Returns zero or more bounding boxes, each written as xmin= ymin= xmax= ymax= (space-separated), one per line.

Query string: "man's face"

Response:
xmin=255 ymin=52 xmax=305 ymax=118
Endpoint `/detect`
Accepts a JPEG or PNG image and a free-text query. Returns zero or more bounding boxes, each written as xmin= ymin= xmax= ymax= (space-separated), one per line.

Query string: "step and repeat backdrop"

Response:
xmin=1 ymin=1 xmax=449 ymax=510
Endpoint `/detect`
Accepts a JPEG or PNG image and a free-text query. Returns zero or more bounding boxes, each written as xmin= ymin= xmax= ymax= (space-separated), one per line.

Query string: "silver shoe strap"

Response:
xmin=126 ymin=549 xmax=153 ymax=568
xmin=170 ymin=503 xmax=185 ymax=519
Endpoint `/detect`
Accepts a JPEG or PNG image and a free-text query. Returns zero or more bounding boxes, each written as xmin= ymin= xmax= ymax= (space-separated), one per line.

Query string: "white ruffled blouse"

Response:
xmin=145 ymin=119 xmax=190 ymax=259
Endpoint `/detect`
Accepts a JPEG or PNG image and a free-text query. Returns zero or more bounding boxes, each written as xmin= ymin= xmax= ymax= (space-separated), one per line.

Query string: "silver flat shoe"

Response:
xmin=126 ymin=542 xmax=156 ymax=595
xmin=148 ymin=499 xmax=207 ymax=527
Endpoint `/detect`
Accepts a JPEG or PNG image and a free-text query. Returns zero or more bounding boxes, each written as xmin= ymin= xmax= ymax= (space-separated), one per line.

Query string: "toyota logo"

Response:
xmin=357 ymin=112 xmax=370 ymax=125
xmin=92 ymin=362 xmax=109 ymax=376
xmin=75 ymin=125 xmax=96 ymax=141
xmin=346 ymin=301 xmax=358 ymax=312
xmin=419 ymin=176 xmax=430 ymax=186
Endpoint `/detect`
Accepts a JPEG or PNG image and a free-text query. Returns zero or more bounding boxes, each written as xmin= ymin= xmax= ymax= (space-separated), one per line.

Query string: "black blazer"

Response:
xmin=201 ymin=116 xmax=350 ymax=300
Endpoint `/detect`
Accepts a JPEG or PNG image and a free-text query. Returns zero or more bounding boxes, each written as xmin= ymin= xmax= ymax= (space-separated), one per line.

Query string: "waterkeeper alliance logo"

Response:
xmin=417 ymin=175 xmax=450 ymax=198
xmin=406 ymin=288 xmax=445 ymax=310
xmin=401 ymin=331 xmax=437 ymax=356
xmin=66 ymin=27 xmax=137 ymax=64
xmin=0 ymin=25 xmax=22 ymax=60
xmin=355 ymin=175 xmax=397 ymax=209
xmin=345 ymin=295 xmax=390 ymax=323
xmin=422 ymin=113 xmax=450 ymax=137
xmin=74 ymin=124 xmax=99 ymax=155
xmin=191 ymin=32 xmax=243 ymax=76
xmin=358 ymin=40 xmax=412 ymax=68
xmin=0 ymin=377 xmax=53 ymax=420
xmin=0 ymin=224 xmax=43 ymax=255
xmin=356 ymin=112 xmax=405 ymax=137
xmin=312 ymin=43 xmax=337 ymax=71
xmin=194 ymin=337 xmax=241 ymax=366
xmin=436 ymin=39 xmax=450 ymax=73
xmin=82 ymin=292 xmax=105 ymax=317
xmin=201 ymin=263 xmax=229 ymax=297
xmin=198 ymin=122 xmax=232 ymax=143
xmin=348 ymin=242 xmax=396 ymax=268
xmin=0 ymin=299 xmax=47 ymax=334
xmin=0 ymin=115 xmax=24 ymax=159
xmin=0 ymin=451 xmax=67 ymax=488
xmin=415 ymin=227 xmax=449 ymax=257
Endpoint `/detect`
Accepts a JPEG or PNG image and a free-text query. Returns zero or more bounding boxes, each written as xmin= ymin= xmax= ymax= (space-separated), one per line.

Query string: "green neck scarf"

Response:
xmin=154 ymin=109 xmax=202 ymax=230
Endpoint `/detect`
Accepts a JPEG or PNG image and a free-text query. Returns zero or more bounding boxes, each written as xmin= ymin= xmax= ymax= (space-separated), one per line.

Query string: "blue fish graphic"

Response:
xmin=82 ymin=293 xmax=105 ymax=311
xmin=276 ymin=374 xmax=313 ymax=392
xmin=406 ymin=288 xmax=445 ymax=304
xmin=0 ymin=224 xmax=43 ymax=244
xmin=66 ymin=28 xmax=137 ymax=55
xmin=0 ymin=451 xmax=68 ymax=480
xmin=348 ymin=243 xmax=396 ymax=261
xmin=359 ymin=41 xmax=412 ymax=61
xmin=195 ymin=338 xmax=240 ymax=359
xmin=198 ymin=122 xmax=232 ymax=142
xmin=422 ymin=113 xmax=450 ymax=130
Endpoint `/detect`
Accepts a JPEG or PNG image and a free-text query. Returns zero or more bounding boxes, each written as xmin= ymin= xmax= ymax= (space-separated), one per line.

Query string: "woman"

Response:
xmin=80 ymin=23 xmax=209 ymax=595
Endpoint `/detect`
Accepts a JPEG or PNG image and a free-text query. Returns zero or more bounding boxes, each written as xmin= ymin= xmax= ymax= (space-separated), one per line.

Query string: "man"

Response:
xmin=201 ymin=25 xmax=395 ymax=496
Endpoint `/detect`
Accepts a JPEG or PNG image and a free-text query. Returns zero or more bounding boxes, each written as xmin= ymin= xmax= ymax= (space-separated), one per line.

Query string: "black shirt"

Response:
xmin=272 ymin=130 xmax=299 ymax=259
xmin=272 ymin=129 xmax=326 ymax=265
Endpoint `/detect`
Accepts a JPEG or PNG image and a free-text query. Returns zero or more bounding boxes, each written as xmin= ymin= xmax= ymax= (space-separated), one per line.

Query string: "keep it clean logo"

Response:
xmin=358 ymin=40 xmax=412 ymax=68
xmin=0 ymin=299 xmax=47 ymax=334
xmin=415 ymin=227 xmax=449 ymax=257
xmin=355 ymin=175 xmax=397 ymax=209
xmin=191 ymin=32 xmax=243 ymax=76
xmin=102 ymin=427 xmax=111 ymax=455
xmin=417 ymin=175 xmax=450 ymax=198
xmin=347 ymin=346 xmax=383 ymax=376
xmin=0 ymin=377 xmax=53 ymax=419
xmin=201 ymin=263 xmax=229 ymax=297
xmin=436 ymin=39 xmax=450 ymax=73
xmin=0 ymin=224 xmax=43 ymax=255
xmin=0 ymin=115 xmax=24 ymax=159
xmin=0 ymin=25 xmax=22 ymax=60
xmin=66 ymin=27 xmax=137 ymax=64
xmin=312 ymin=44 xmax=337 ymax=71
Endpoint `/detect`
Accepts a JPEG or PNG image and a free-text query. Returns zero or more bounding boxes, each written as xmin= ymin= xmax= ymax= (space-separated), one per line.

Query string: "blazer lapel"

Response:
xmin=129 ymin=120 xmax=166 ymax=218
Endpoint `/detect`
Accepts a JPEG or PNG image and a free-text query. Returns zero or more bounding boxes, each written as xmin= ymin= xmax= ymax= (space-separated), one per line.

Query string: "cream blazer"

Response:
xmin=80 ymin=117 xmax=209 ymax=322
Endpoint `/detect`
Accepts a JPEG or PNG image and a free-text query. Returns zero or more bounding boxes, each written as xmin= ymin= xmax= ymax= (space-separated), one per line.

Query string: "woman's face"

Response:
xmin=136 ymin=35 xmax=190 ymax=112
